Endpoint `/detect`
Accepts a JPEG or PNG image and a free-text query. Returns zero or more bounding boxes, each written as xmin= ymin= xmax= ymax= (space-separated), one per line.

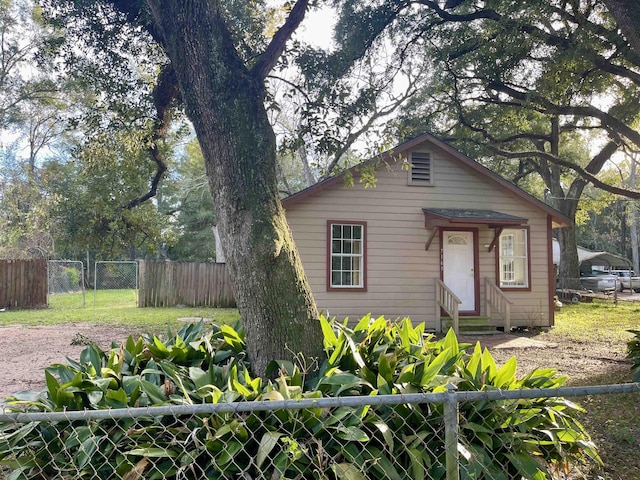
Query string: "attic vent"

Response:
xmin=410 ymin=152 xmax=432 ymax=185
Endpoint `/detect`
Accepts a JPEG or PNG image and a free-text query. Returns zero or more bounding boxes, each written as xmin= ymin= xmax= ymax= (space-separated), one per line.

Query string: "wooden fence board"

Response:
xmin=138 ymin=260 xmax=235 ymax=308
xmin=0 ymin=259 xmax=47 ymax=308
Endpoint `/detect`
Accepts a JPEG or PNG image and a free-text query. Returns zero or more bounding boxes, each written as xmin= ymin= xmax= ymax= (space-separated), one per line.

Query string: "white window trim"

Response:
xmin=499 ymin=228 xmax=529 ymax=288
xmin=328 ymin=222 xmax=365 ymax=290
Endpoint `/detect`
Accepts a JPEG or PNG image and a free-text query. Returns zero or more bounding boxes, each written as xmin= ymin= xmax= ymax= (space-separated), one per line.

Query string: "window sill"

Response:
xmin=327 ymin=286 xmax=367 ymax=292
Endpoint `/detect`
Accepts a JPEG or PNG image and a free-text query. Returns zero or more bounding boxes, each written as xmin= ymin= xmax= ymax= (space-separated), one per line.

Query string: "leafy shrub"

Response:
xmin=0 ymin=315 xmax=600 ymax=479
xmin=64 ymin=267 xmax=81 ymax=288
xmin=627 ymin=329 xmax=640 ymax=381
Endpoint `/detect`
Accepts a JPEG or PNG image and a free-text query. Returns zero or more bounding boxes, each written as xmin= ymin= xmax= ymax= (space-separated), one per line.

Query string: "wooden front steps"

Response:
xmin=441 ymin=316 xmax=502 ymax=335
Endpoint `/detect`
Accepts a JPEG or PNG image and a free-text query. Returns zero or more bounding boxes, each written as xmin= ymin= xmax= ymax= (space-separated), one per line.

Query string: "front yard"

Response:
xmin=0 ymin=300 xmax=638 ymax=478
xmin=488 ymin=302 xmax=640 ymax=479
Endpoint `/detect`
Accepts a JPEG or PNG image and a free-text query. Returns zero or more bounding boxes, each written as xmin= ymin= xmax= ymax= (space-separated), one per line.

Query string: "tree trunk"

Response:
xmin=145 ymin=1 xmax=324 ymax=376
xmin=630 ymin=156 xmax=639 ymax=273
xmin=556 ymin=224 xmax=581 ymax=290
xmin=603 ymin=0 xmax=640 ymax=59
xmin=551 ymin=168 xmax=582 ymax=289
xmin=546 ymin=118 xmax=582 ymax=289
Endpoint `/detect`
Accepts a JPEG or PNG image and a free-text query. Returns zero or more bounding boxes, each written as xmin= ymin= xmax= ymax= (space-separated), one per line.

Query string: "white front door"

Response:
xmin=442 ymin=230 xmax=476 ymax=312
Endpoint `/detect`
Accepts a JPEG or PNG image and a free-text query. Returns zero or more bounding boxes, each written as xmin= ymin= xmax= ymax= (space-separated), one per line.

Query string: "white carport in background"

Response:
xmin=552 ymin=238 xmax=632 ymax=273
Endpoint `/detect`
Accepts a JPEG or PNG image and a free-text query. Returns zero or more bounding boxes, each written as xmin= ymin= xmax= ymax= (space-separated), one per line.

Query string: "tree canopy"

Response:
xmin=3 ymin=0 xmax=640 ymax=373
xmin=322 ymin=0 xmax=640 ymax=281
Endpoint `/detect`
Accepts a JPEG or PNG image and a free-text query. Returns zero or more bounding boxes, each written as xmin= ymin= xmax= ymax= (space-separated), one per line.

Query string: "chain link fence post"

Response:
xmin=444 ymin=383 xmax=460 ymax=480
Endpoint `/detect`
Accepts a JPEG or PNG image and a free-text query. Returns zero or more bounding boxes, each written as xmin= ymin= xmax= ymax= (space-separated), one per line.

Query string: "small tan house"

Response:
xmin=282 ymin=133 xmax=571 ymax=332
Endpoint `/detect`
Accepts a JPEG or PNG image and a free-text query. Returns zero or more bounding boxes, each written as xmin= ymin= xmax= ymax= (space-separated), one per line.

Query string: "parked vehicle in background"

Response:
xmin=610 ymin=270 xmax=640 ymax=292
xmin=579 ymin=271 xmax=618 ymax=292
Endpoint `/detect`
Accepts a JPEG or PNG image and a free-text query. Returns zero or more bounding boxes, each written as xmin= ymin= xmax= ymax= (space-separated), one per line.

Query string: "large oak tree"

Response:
xmin=42 ymin=0 xmax=328 ymax=376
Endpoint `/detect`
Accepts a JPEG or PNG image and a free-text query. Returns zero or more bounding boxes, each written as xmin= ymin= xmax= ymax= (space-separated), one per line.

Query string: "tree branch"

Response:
xmin=484 ymin=143 xmax=640 ymax=198
xmin=426 ymin=0 xmax=640 ymax=84
xmin=416 ymin=0 xmax=500 ymax=22
xmin=122 ymin=64 xmax=179 ymax=210
xmin=252 ymin=0 xmax=310 ymax=81
xmin=323 ymin=69 xmax=420 ymax=176
xmin=601 ymin=0 xmax=640 ymax=60
xmin=487 ymin=80 xmax=640 ymax=149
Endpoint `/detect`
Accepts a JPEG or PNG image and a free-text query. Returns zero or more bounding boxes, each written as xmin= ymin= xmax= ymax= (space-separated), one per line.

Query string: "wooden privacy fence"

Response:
xmin=0 ymin=259 xmax=47 ymax=308
xmin=138 ymin=260 xmax=235 ymax=308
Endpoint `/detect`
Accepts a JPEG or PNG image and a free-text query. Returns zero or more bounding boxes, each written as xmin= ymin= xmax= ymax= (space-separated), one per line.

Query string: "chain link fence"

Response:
xmin=1 ymin=383 xmax=638 ymax=480
xmin=47 ymin=260 xmax=86 ymax=307
xmin=94 ymin=261 xmax=138 ymax=307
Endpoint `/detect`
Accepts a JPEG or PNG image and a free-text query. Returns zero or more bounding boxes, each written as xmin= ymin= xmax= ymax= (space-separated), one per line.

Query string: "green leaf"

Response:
xmin=494 ymin=356 xmax=517 ymax=388
xmin=363 ymin=447 xmax=403 ymax=480
xmin=64 ymin=426 xmax=92 ymax=449
xmin=151 ymin=336 xmax=170 ymax=357
xmin=504 ymin=452 xmax=548 ymax=479
xmin=188 ymin=367 xmax=210 ymax=390
xmin=80 ymin=344 xmax=104 ymax=374
xmin=46 ymin=364 xmax=77 ymax=384
xmin=232 ymin=379 xmax=252 ymax=397
xmin=76 ymin=436 xmax=99 ymax=469
xmin=481 ymin=347 xmax=498 ymax=380
xmin=44 ymin=370 xmax=59 ymax=404
xmin=465 ymin=342 xmax=484 ymax=380
xmin=354 ymin=313 xmax=372 ymax=331
xmin=378 ymin=353 xmax=393 ymax=382
xmin=420 ymin=348 xmax=452 ymax=386
xmin=408 ymin=448 xmax=426 ymax=480
xmin=256 ymin=432 xmax=283 ymax=469
xmin=140 ymin=380 xmax=167 ymax=405
xmin=221 ymin=324 xmax=245 ymax=352
xmin=374 ymin=421 xmax=394 ymax=451
xmin=216 ymin=440 xmax=242 ymax=467
xmin=328 ymin=333 xmax=346 ymax=365
xmin=105 ymin=388 xmax=128 ymax=408
xmin=442 ymin=328 xmax=459 ymax=354
xmin=331 ymin=462 xmax=368 ymax=480
xmin=344 ymin=333 xmax=366 ymax=369
xmin=260 ymin=390 xmax=285 ymax=401
xmin=320 ymin=314 xmax=339 ymax=348
xmin=319 ymin=372 xmax=372 ymax=394
xmin=336 ymin=426 xmax=369 ymax=442
xmin=126 ymin=448 xmax=178 ymax=458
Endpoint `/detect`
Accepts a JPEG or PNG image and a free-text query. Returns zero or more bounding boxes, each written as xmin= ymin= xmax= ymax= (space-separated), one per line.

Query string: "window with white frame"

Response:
xmin=329 ymin=222 xmax=365 ymax=289
xmin=499 ymin=228 xmax=529 ymax=288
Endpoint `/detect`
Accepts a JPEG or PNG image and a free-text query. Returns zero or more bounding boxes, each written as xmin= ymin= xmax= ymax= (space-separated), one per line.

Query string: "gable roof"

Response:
xmin=282 ymin=132 xmax=572 ymax=228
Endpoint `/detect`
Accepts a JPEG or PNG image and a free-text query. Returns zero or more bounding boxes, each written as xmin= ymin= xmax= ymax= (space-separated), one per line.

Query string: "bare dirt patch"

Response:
xmin=0 ymin=323 xmax=138 ymax=400
xmin=459 ymin=331 xmax=631 ymax=383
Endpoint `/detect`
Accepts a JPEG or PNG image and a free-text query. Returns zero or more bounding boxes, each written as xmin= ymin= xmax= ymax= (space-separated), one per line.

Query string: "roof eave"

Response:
xmin=282 ymin=132 xmax=574 ymax=229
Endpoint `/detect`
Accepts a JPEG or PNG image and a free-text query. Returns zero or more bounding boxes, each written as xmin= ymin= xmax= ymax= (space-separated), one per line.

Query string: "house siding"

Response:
xmin=285 ymin=143 xmax=553 ymax=330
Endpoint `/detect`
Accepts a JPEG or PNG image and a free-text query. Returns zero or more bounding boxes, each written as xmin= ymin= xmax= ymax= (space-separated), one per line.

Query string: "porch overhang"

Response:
xmin=422 ymin=208 xmax=528 ymax=251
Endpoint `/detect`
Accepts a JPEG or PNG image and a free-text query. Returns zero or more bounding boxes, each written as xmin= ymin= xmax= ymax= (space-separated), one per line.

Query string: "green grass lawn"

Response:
xmin=540 ymin=301 xmax=640 ymax=480
xmin=544 ymin=300 xmax=640 ymax=344
xmin=0 ymin=290 xmax=239 ymax=332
